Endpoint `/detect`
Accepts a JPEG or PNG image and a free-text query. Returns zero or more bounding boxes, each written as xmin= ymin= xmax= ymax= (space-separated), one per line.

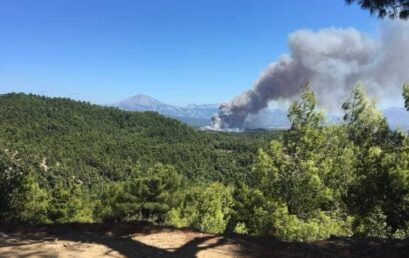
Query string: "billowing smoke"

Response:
xmin=210 ymin=21 xmax=409 ymax=130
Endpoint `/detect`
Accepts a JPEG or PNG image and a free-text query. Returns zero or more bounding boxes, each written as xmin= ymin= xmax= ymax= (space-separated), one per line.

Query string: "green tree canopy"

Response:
xmin=346 ymin=0 xmax=409 ymax=19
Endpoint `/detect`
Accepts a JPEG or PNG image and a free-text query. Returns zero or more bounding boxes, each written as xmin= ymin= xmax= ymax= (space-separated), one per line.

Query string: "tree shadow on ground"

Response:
xmin=1 ymin=222 xmax=409 ymax=258
xmin=0 ymin=222 xmax=251 ymax=258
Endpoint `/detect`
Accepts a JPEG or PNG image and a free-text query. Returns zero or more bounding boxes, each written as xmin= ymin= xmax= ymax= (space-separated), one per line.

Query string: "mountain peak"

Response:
xmin=122 ymin=94 xmax=163 ymax=105
xmin=113 ymin=94 xmax=166 ymax=107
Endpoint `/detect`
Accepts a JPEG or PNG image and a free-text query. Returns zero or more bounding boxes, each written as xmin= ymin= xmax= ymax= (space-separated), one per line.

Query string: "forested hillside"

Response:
xmin=2 ymin=85 xmax=409 ymax=242
xmin=0 ymin=93 xmax=279 ymax=184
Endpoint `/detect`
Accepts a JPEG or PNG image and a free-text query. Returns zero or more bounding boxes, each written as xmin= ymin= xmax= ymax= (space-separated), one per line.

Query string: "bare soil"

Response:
xmin=0 ymin=222 xmax=408 ymax=258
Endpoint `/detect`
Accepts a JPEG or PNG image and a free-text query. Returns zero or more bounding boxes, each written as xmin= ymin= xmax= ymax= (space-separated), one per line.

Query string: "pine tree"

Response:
xmin=10 ymin=169 xmax=50 ymax=224
xmin=250 ymin=86 xmax=354 ymax=240
xmin=342 ymin=83 xmax=409 ymax=237
xmin=113 ymin=163 xmax=182 ymax=221
xmin=403 ymin=82 xmax=409 ymax=110
xmin=342 ymin=83 xmax=389 ymax=147
xmin=0 ymin=150 xmax=24 ymax=220
xmin=48 ymin=182 xmax=93 ymax=223
xmin=167 ymin=182 xmax=233 ymax=234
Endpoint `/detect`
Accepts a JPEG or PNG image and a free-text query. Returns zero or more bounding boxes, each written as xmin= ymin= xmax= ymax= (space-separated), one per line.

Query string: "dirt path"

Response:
xmin=0 ymin=222 xmax=408 ymax=258
xmin=0 ymin=223 xmax=261 ymax=258
xmin=0 ymin=231 xmax=244 ymax=258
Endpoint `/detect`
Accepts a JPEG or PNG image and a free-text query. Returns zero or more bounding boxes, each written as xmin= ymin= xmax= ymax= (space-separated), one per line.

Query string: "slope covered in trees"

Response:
xmin=1 ymin=86 xmax=409 ymax=241
xmin=0 ymin=93 xmax=279 ymax=226
xmin=0 ymin=93 xmax=278 ymax=184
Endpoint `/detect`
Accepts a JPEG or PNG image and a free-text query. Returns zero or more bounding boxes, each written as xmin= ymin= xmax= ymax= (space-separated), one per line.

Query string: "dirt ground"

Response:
xmin=0 ymin=222 xmax=408 ymax=258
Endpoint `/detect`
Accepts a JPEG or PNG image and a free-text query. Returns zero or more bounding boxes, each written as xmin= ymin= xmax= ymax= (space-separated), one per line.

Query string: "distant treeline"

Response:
xmin=1 ymin=84 xmax=409 ymax=241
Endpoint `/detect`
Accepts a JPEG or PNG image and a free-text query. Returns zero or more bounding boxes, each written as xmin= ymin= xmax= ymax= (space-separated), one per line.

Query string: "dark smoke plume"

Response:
xmin=209 ymin=21 xmax=409 ymax=130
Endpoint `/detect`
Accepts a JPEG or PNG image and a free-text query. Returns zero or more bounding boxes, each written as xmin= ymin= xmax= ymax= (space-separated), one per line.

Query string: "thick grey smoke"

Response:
xmin=210 ymin=21 xmax=409 ymax=130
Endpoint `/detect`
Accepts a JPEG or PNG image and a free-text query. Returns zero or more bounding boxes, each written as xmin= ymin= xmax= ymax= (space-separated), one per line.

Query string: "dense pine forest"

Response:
xmin=2 ymin=83 xmax=409 ymax=241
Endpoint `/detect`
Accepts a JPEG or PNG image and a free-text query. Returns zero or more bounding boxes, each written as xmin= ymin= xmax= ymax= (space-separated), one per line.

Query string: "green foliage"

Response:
xmin=354 ymin=206 xmax=392 ymax=238
xmin=341 ymin=84 xmax=409 ymax=237
xmin=93 ymin=182 xmax=123 ymax=222
xmin=232 ymin=183 xmax=277 ymax=235
xmin=403 ymin=82 xmax=409 ymax=110
xmin=342 ymin=84 xmax=389 ymax=147
xmin=9 ymin=170 xmax=50 ymax=224
xmin=2 ymin=86 xmax=409 ymax=241
xmin=232 ymin=183 xmax=353 ymax=241
xmin=0 ymin=150 xmax=25 ymax=219
xmin=248 ymin=86 xmax=355 ymax=241
xmin=0 ymin=93 xmax=280 ymax=186
xmin=167 ymin=182 xmax=234 ymax=234
xmin=111 ymin=163 xmax=183 ymax=222
xmin=48 ymin=182 xmax=93 ymax=223
xmin=271 ymin=206 xmax=353 ymax=241
xmin=346 ymin=0 xmax=409 ymax=19
xmin=233 ymin=222 xmax=248 ymax=234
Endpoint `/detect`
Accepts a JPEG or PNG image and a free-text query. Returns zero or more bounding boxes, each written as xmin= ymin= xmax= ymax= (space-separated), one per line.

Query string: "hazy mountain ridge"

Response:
xmin=112 ymin=94 xmax=183 ymax=116
xmin=112 ymin=94 xmax=218 ymax=126
xmin=113 ymin=94 xmax=409 ymax=129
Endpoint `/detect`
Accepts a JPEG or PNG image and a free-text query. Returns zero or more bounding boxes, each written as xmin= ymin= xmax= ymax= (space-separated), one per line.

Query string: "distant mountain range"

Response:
xmin=112 ymin=94 xmax=409 ymax=130
xmin=112 ymin=94 xmax=218 ymax=127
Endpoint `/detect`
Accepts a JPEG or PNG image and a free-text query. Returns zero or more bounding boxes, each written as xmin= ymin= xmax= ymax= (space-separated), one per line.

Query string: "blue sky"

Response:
xmin=0 ymin=0 xmax=377 ymax=106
